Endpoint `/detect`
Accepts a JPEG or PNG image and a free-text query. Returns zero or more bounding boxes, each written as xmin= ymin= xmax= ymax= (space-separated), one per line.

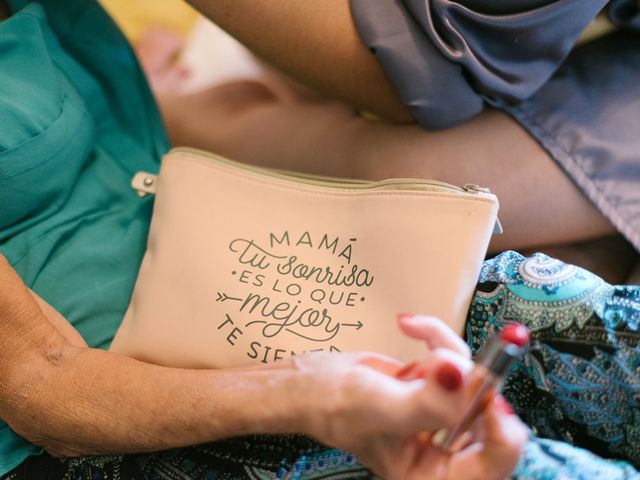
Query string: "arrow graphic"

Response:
xmin=341 ymin=320 xmax=363 ymax=330
xmin=216 ymin=292 xmax=243 ymax=303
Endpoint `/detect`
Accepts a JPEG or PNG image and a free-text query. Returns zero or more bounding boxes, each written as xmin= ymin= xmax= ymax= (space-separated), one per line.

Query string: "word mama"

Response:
xmin=270 ymin=230 xmax=354 ymax=263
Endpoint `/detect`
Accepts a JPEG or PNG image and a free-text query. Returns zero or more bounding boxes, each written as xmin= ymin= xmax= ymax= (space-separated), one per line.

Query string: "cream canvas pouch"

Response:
xmin=110 ymin=147 xmax=500 ymax=368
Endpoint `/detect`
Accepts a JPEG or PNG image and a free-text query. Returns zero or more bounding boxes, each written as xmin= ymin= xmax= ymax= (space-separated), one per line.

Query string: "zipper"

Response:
xmin=463 ymin=184 xmax=491 ymax=194
xmin=462 ymin=184 xmax=503 ymax=233
xmin=167 ymin=147 xmax=489 ymax=195
xmin=131 ymin=147 xmax=503 ymax=233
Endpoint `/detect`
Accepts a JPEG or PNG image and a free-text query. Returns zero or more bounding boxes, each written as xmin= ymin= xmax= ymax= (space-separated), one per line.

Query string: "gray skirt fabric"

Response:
xmin=502 ymin=31 xmax=640 ymax=253
xmin=350 ymin=1 xmax=640 ymax=252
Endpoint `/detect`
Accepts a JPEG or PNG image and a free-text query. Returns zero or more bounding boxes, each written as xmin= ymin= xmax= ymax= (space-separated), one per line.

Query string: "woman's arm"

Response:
xmin=185 ymin=0 xmax=413 ymax=123
xmin=0 ymin=255 xmax=302 ymax=457
xmin=1 ymin=254 xmax=525 ymax=480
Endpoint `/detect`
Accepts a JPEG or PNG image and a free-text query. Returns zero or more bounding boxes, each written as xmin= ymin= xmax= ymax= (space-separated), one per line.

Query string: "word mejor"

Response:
xmin=229 ymin=231 xmax=374 ymax=288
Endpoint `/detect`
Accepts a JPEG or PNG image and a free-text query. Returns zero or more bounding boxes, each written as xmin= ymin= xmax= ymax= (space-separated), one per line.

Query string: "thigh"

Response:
xmin=357 ymin=110 xmax=616 ymax=253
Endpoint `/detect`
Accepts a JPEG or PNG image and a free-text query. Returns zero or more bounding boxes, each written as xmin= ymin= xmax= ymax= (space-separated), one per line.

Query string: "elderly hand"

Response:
xmin=288 ymin=314 xmax=527 ymax=480
xmin=1 ymin=250 xmax=525 ymax=476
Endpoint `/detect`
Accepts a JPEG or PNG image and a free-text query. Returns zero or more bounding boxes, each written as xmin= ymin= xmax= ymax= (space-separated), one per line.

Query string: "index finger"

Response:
xmin=398 ymin=314 xmax=471 ymax=358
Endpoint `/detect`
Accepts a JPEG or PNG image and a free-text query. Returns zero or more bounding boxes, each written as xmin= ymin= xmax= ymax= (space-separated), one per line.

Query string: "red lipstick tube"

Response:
xmin=437 ymin=323 xmax=529 ymax=451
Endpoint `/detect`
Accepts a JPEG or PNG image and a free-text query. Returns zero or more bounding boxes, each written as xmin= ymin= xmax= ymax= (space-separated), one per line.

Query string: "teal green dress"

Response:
xmin=1 ymin=1 xmax=640 ymax=479
xmin=0 ymin=0 xmax=168 ymax=474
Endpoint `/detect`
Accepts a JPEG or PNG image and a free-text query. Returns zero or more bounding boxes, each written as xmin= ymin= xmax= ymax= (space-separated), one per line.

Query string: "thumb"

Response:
xmin=478 ymin=395 xmax=528 ymax=479
xmin=449 ymin=395 xmax=527 ymax=480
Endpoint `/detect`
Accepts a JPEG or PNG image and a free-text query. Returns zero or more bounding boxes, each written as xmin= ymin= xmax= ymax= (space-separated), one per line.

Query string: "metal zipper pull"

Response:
xmin=463 ymin=184 xmax=504 ymax=235
xmin=463 ymin=184 xmax=491 ymax=194
xmin=131 ymin=172 xmax=158 ymax=197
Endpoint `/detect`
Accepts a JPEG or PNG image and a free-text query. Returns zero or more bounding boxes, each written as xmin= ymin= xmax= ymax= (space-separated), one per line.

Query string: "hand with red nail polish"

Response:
xmin=343 ymin=313 xmax=527 ymax=480
xmin=289 ymin=314 xmax=526 ymax=480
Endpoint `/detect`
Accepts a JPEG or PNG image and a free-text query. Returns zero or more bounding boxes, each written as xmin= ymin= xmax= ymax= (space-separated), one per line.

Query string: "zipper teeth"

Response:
xmin=171 ymin=147 xmax=470 ymax=193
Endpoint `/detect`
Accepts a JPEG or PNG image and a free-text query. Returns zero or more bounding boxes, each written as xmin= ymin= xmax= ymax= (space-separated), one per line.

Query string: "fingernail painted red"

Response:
xmin=494 ymin=395 xmax=515 ymax=415
xmin=435 ymin=362 xmax=463 ymax=392
xmin=397 ymin=313 xmax=417 ymax=323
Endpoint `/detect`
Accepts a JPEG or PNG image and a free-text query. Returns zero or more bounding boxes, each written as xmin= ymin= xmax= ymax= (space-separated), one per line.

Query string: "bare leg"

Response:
xmin=158 ymin=85 xmax=615 ymax=246
xmin=157 ymin=83 xmax=365 ymax=176
xmin=133 ymin=33 xmax=632 ymax=282
xmin=134 ymin=22 xmax=637 ymax=283
xmin=160 ymin=87 xmax=640 ymax=283
xmin=356 ymin=110 xmax=617 ymax=253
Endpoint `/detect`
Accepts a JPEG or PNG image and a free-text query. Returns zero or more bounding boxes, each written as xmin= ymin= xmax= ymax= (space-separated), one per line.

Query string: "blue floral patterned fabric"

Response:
xmin=470 ymin=252 xmax=640 ymax=479
xmin=3 ymin=251 xmax=640 ymax=479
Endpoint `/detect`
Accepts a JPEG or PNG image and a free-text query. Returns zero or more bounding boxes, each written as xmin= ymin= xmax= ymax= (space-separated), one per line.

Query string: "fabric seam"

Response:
xmin=506 ymin=104 xmax=640 ymax=252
